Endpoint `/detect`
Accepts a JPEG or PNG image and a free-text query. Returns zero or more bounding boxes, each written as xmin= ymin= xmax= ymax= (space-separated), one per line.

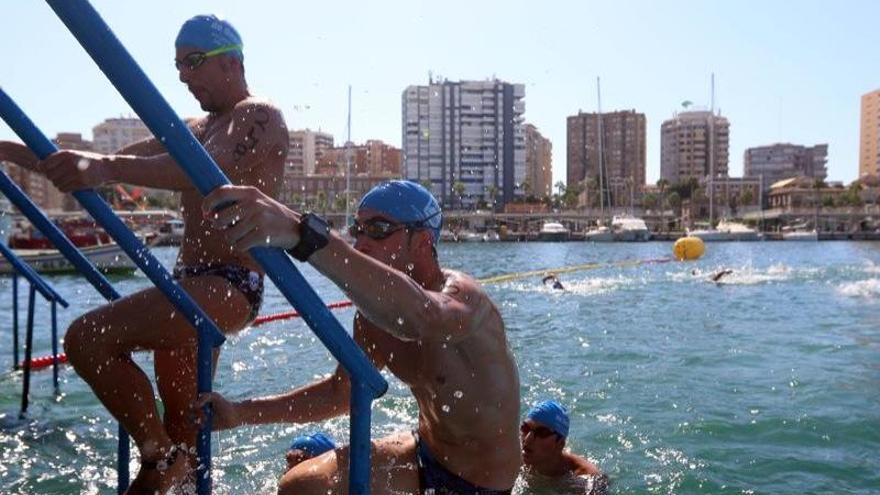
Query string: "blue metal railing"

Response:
xmin=0 ymin=242 xmax=68 ymax=416
xmin=5 ymin=1 xmax=389 ymax=493
xmin=0 ymin=90 xmax=228 ymax=493
xmin=0 ymin=93 xmax=134 ymax=491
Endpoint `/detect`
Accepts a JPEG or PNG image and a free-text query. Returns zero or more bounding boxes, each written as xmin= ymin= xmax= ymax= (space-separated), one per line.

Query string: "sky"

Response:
xmin=1 ymin=0 xmax=877 ymax=186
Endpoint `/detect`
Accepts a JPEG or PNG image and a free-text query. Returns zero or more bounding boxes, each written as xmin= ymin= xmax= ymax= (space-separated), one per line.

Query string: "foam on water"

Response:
xmin=836 ymin=278 xmax=880 ymax=298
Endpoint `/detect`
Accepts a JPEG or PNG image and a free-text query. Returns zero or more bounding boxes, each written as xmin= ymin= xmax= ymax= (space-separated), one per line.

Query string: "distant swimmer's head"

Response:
xmin=525 ymin=400 xmax=570 ymax=438
xmin=521 ymin=400 xmax=570 ymax=466
xmin=175 ymin=15 xmax=245 ymax=110
xmin=286 ymin=432 xmax=336 ymax=470
xmin=353 ymin=180 xmax=443 ymax=264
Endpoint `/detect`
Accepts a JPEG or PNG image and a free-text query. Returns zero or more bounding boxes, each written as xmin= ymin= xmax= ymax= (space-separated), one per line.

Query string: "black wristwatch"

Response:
xmin=287 ymin=213 xmax=331 ymax=262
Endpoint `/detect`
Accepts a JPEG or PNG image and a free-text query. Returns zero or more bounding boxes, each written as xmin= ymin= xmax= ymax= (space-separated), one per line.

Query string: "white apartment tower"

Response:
xmin=402 ymin=79 xmax=526 ymax=209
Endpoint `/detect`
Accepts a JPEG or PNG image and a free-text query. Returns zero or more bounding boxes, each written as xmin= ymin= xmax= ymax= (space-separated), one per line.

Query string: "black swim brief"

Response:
xmin=413 ymin=431 xmax=512 ymax=495
xmin=172 ymin=263 xmax=263 ymax=322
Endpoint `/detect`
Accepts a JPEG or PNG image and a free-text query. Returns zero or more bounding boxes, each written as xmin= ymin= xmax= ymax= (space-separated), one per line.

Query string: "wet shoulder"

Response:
xmin=232 ymin=96 xmax=287 ymax=128
xmin=441 ymin=269 xmax=501 ymax=327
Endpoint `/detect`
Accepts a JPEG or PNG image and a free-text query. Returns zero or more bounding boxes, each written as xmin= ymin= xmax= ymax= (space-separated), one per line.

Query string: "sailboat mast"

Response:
xmin=596 ymin=76 xmax=605 ymax=224
xmin=345 ymin=85 xmax=352 ymax=228
xmin=709 ymin=73 xmax=715 ymax=225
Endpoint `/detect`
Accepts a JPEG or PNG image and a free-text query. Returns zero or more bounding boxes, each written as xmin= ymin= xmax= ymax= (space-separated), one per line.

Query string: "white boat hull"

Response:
xmin=0 ymin=243 xmax=137 ymax=275
xmin=782 ymin=230 xmax=818 ymax=241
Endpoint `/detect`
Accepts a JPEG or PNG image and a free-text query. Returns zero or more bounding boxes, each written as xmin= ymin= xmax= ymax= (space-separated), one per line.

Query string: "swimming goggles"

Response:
xmin=175 ymin=44 xmax=242 ymax=70
xmin=520 ymin=422 xmax=559 ymax=439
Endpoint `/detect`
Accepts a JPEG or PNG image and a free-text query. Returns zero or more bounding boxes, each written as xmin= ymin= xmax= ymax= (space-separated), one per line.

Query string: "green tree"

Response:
xmin=453 ymin=181 xmax=466 ymax=210
xmin=643 ymin=193 xmax=658 ymax=211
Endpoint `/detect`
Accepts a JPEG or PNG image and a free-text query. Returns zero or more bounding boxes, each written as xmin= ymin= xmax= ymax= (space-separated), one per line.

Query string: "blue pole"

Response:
xmin=20 ymin=284 xmax=36 ymax=418
xmin=0 ymin=242 xmax=69 ymax=307
xmin=12 ymin=272 xmax=19 ymax=371
xmin=51 ymin=301 xmax=59 ymax=393
xmin=349 ymin=380 xmax=373 ymax=495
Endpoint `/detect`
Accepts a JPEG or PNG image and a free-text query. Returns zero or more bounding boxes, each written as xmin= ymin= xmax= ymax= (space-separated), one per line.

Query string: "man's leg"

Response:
xmin=278 ymin=432 xmax=420 ymax=495
xmin=63 ymin=275 xmax=252 ymax=490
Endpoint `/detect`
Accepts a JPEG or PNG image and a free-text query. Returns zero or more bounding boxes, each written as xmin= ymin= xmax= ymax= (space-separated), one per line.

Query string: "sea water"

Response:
xmin=0 ymin=242 xmax=878 ymax=494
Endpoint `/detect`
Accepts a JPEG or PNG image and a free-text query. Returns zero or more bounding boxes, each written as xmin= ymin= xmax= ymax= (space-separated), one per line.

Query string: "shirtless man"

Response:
xmin=34 ymin=15 xmax=288 ymax=494
xmin=520 ymin=400 xmax=608 ymax=494
xmin=197 ymin=180 xmax=522 ymax=494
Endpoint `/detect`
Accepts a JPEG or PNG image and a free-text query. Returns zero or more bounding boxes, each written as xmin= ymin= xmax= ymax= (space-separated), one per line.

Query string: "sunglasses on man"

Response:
xmin=175 ymin=44 xmax=242 ymax=71
xmin=520 ymin=422 xmax=559 ymax=439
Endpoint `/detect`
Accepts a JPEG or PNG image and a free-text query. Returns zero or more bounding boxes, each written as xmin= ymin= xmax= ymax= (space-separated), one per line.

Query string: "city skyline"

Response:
xmin=1 ymin=1 xmax=877 ymax=187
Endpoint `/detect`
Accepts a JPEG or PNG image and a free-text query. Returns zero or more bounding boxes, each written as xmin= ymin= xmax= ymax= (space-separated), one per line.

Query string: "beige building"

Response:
xmin=280 ymin=174 xmax=396 ymax=211
xmin=860 ymin=89 xmax=880 ymax=178
xmin=317 ymin=140 xmax=401 ymax=177
xmin=744 ymin=143 xmax=828 ymax=195
xmin=660 ymin=110 xmax=729 ymax=183
xmin=523 ymin=123 xmax=552 ymax=198
xmin=286 ymin=129 xmax=334 ymax=176
xmin=92 ymin=117 xmax=152 ymax=154
xmin=567 ymin=110 xmax=646 ymax=204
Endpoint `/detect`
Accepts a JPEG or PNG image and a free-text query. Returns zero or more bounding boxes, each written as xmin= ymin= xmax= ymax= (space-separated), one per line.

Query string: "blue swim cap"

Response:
xmin=358 ymin=180 xmax=443 ymax=245
xmin=289 ymin=432 xmax=336 ymax=457
xmin=526 ymin=400 xmax=570 ymax=438
xmin=175 ymin=15 xmax=243 ymax=60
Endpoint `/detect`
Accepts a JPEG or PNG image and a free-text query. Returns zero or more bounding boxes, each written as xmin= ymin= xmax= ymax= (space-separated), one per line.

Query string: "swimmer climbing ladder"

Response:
xmin=0 ymin=241 xmax=68 ymax=416
xmin=8 ymin=1 xmax=389 ymax=494
xmin=0 ymin=110 xmax=135 ymax=493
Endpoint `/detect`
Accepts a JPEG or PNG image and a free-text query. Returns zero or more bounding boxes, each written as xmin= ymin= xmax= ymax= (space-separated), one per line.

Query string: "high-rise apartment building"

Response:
xmin=660 ymin=110 xmax=729 ymax=183
xmin=524 ymin=123 xmax=552 ymax=198
xmin=567 ymin=110 xmax=645 ymax=204
xmin=286 ymin=129 xmax=334 ymax=176
xmin=744 ymin=143 xmax=828 ymax=190
xmin=92 ymin=117 xmax=151 ymax=154
xmin=860 ymin=89 xmax=880 ymax=178
xmin=402 ymin=78 xmax=525 ymax=209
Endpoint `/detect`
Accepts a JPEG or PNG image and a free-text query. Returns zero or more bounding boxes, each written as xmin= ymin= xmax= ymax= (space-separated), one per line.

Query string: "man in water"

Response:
xmin=520 ymin=400 xmax=608 ymax=494
xmin=34 ymin=15 xmax=288 ymax=493
xmin=285 ymin=432 xmax=337 ymax=473
xmin=197 ymin=180 xmax=522 ymax=494
xmin=710 ymin=269 xmax=733 ymax=283
xmin=542 ymin=273 xmax=565 ymax=290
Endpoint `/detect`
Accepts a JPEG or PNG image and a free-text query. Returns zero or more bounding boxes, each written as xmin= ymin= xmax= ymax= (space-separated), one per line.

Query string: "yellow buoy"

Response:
xmin=673 ymin=236 xmax=705 ymax=261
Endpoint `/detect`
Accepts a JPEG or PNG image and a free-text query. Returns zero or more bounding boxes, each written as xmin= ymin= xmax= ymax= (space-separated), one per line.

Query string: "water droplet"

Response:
xmin=441 ymin=404 xmax=450 ymax=413
xmin=453 ymin=390 xmax=463 ymax=399
xmin=396 ymin=317 xmax=404 ymax=326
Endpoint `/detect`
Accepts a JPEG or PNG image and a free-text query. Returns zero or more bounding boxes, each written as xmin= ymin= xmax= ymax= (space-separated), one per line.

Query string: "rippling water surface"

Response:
xmin=1 ymin=242 xmax=879 ymax=494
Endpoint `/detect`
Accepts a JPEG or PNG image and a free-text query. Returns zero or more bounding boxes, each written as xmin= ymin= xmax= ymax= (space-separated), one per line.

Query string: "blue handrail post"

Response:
xmin=51 ymin=300 xmax=59 ymax=393
xmin=0 ymin=88 xmax=133 ymax=491
xmin=0 ymin=89 xmax=229 ymax=492
xmin=20 ymin=284 xmax=36 ymax=418
xmin=349 ymin=379 xmax=373 ymax=494
xmin=12 ymin=272 xmax=19 ymax=370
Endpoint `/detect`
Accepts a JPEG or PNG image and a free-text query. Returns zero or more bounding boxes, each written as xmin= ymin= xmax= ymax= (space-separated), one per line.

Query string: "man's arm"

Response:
xmin=310 ymin=234 xmax=485 ymax=343
xmin=0 ymin=141 xmax=39 ymax=171
xmin=196 ymin=316 xmax=386 ymax=429
xmin=38 ymin=101 xmax=286 ymax=192
xmin=200 ymin=186 xmax=487 ymax=343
